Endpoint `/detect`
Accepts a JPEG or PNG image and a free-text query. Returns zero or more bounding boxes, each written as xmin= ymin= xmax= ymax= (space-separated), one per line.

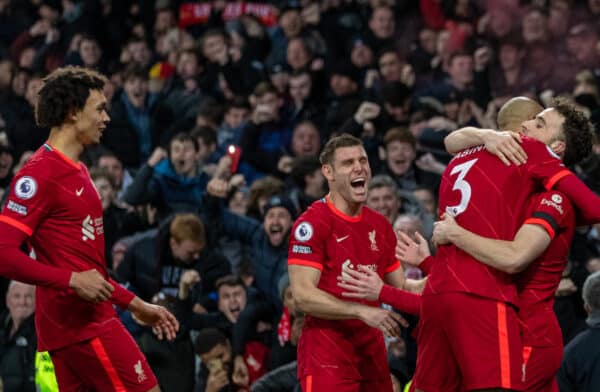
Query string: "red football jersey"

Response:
xmin=519 ymin=190 xmax=575 ymax=347
xmin=425 ymin=137 xmax=572 ymax=305
xmin=288 ymin=196 xmax=400 ymax=379
xmin=0 ymin=144 xmax=121 ymax=351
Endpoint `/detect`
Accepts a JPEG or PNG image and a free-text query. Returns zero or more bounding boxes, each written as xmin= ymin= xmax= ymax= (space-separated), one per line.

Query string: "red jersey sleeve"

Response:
xmin=524 ymin=191 xmax=574 ymax=239
xmin=288 ymin=207 xmax=329 ymax=271
xmin=522 ymin=137 xmax=572 ymax=190
xmin=378 ymin=285 xmax=421 ymax=316
xmin=382 ymin=219 xmax=401 ymax=274
xmin=0 ymin=168 xmax=52 ymax=235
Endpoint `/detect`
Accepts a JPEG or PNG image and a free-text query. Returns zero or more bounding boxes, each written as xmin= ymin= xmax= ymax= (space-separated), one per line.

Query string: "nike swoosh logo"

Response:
xmin=336 ymin=235 xmax=350 ymax=243
xmin=76 ymin=187 xmax=84 ymax=196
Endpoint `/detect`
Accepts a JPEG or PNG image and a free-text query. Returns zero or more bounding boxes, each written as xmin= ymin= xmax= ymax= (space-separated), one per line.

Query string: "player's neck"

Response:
xmin=328 ymin=192 xmax=362 ymax=217
xmin=47 ymin=126 xmax=84 ymax=163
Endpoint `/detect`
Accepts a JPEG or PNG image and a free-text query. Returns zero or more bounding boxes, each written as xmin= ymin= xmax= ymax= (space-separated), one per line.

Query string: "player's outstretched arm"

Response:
xmin=289 ymin=264 xmax=407 ymax=337
xmin=433 ymin=214 xmax=551 ymax=274
xmin=444 ymin=127 xmax=526 ymax=165
xmin=128 ymin=296 xmax=180 ymax=341
xmin=337 ymin=266 xmax=421 ymax=316
xmin=554 ymin=175 xmax=600 ymax=225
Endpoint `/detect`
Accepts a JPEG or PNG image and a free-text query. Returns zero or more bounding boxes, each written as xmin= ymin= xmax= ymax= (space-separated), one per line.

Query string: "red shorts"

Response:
xmin=522 ymin=345 xmax=562 ymax=392
xmin=49 ymin=322 xmax=157 ymax=392
xmin=300 ymin=374 xmax=393 ymax=392
xmin=413 ymin=293 xmax=523 ymax=391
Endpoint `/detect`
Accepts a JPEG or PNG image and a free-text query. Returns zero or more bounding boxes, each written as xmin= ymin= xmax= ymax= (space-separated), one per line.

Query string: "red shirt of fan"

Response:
xmin=0 ymin=144 xmax=120 ymax=351
xmin=425 ymin=137 xmax=572 ymax=305
xmin=519 ymin=190 xmax=575 ymax=347
xmin=288 ymin=196 xmax=400 ymax=380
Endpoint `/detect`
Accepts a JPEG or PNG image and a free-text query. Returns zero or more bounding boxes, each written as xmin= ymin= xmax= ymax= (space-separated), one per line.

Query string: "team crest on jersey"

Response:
xmin=551 ymin=194 xmax=563 ymax=204
xmin=134 ymin=360 xmax=147 ymax=383
xmin=294 ymin=222 xmax=313 ymax=242
xmin=14 ymin=176 xmax=37 ymax=200
xmin=369 ymin=230 xmax=378 ymax=251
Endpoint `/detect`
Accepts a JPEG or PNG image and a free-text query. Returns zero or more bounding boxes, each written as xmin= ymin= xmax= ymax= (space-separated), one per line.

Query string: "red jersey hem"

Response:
xmin=288 ymin=258 xmax=324 ymax=271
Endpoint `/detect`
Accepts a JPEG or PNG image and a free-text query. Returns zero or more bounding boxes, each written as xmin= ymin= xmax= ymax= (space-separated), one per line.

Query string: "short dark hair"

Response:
xmin=291 ymin=156 xmax=321 ymax=188
xmin=553 ymin=97 xmax=594 ymax=166
xmin=35 ymin=66 xmax=106 ymax=128
xmin=368 ymin=174 xmax=398 ymax=193
xmin=226 ymin=96 xmax=250 ymax=112
xmin=194 ymin=328 xmax=228 ymax=355
xmin=215 ymin=275 xmax=246 ymax=292
xmin=253 ymin=81 xmax=279 ymax=98
xmin=319 ymin=133 xmax=363 ymax=165
xmin=170 ymin=132 xmax=199 ymax=151
xmin=122 ymin=64 xmax=147 ymax=82
xmin=383 ymin=127 xmax=416 ymax=149
xmin=190 ymin=126 xmax=217 ymax=148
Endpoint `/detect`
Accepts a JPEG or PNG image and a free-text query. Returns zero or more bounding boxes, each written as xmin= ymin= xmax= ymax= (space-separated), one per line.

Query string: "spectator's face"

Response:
xmin=566 ymin=32 xmax=598 ymax=63
xmin=279 ymin=10 xmax=302 ymax=38
xmin=39 ymin=5 xmax=60 ymax=22
xmin=419 ymin=28 xmax=437 ymax=54
xmin=93 ymin=176 xmax=115 ymax=210
xmin=292 ymin=123 xmax=320 ymax=157
xmin=264 ymin=207 xmax=293 ymax=247
xmin=499 ymin=44 xmax=522 ymax=71
xmin=378 ymin=52 xmax=402 ymax=82
xmin=270 ymin=72 xmax=290 ymax=94
xmin=80 ymin=39 xmax=102 ymax=67
xmin=287 ymin=39 xmax=310 ymax=70
xmin=590 ymin=0 xmax=600 ymax=13
xmin=369 ymin=7 xmax=395 ymax=39
xmin=255 ymin=92 xmax=281 ymax=114
xmin=351 ymin=43 xmax=374 ymax=68
xmin=330 ymin=75 xmax=357 ymax=96
xmin=19 ymin=47 xmax=35 ymax=69
xmin=0 ymin=151 xmax=13 ymax=179
xmin=393 ymin=216 xmax=422 ymax=239
xmin=386 ymin=140 xmax=416 ymax=176
xmin=289 ymin=73 xmax=312 ymax=104
xmin=548 ymin=3 xmax=569 ymax=36
xmin=199 ymin=342 xmax=232 ymax=373
xmin=11 ymin=71 xmax=28 ymax=97
xmin=24 ymin=77 xmax=42 ymax=107
xmin=124 ymin=76 xmax=148 ymax=108
xmin=0 ymin=60 xmax=13 ymax=90
xmin=228 ymin=190 xmax=248 ymax=216
xmin=367 ymin=186 xmax=400 ymax=223
xmin=385 ymin=102 xmax=409 ymax=123
xmin=129 ymin=41 xmax=152 ymax=66
xmin=448 ymin=55 xmax=473 ymax=87
xmin=202 ymin=34 xmax=227 ymax=64
xmin=520 ymin=108 xmax=564 ymax=146
xmin=488 ymin=9 xmax=513 ymax=38
xmin=218 ymin=284 xmax=247 ymax=323
xmin=177 ymin=52 xmax=199 ymax=79
xmin=413 ymin=188 xmax=436 ymax=214
xmin=98 ymin=156 xmax=124 ymax=188
xmin=169 ymin=238 xmax=203 ymax=263
xmin=324 ymin=146 xmax=371 ymax=205
xmin=224 ymin=107 xmax=249 ymax=129
xmin=522 ymin=10 xmax=547 ymax=44
xmin=170 ymin=140 xmax=197 ymax=176
xmin=6 ymin=282 xmax=35 ymax=324
xmin=154 ymin=9 xmax=176 ymax=35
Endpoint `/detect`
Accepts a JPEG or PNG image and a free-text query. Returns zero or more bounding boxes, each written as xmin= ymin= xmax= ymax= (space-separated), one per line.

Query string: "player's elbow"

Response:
xmin=502 ymin=251 xmax=531 ymax=274
xmin=443 ymin=136 xmax=458 ymax=154
xmin=290 ymin=283 xmax=313 ymax=313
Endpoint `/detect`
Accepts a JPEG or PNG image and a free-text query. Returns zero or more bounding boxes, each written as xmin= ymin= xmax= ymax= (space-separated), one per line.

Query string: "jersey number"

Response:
xmin=446 ymin=158 xmax=478 ymax=217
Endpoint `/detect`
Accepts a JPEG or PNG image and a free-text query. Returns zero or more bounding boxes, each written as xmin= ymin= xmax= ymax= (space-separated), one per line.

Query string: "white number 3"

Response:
xmin=446 ymin=158 xmax=478 ymax=217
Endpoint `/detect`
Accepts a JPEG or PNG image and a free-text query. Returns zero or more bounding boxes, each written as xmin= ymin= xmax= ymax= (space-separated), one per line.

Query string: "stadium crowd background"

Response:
xmin=0 ymin=0 xmax=599 ymax=391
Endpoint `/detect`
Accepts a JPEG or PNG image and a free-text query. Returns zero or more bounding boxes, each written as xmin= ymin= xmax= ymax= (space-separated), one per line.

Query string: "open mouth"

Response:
xmin=350 ymin=177 xmax=367 ymax=193
xmin=230 ymin=306 xmax=241 ymax=319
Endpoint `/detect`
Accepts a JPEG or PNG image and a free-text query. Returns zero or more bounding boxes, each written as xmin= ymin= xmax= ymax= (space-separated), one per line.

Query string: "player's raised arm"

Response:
xmin=289 ymin=264 xmax=406 ymax=337
xmin=433 ymin=213 xmax=550 ymax=274
xmin=444 ymin=127 xmax=526 ymax=165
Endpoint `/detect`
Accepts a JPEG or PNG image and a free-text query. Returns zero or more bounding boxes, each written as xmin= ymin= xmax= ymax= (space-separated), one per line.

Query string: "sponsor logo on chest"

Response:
xmin=81 ymin=215 xmax=104 ymax=241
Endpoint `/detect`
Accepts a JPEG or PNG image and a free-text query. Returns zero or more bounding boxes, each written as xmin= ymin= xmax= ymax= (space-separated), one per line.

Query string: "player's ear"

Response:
xmin=321 ymin=164 xmax=333 ymax=181
xmin=549 ymin=139 xmax=566 ymax=158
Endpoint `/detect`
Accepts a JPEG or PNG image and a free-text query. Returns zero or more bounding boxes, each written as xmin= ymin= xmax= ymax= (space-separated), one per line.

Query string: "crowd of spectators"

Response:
xmin=0 ymin=0 xmax=599 ymax=391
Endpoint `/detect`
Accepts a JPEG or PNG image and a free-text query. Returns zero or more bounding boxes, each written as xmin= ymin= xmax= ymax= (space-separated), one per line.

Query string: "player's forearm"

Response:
xmin=444 ymin=127 xmax=492 ymax=154
xmin=448 ymin=227 xmax=524 ymax=273
xmin=555 ymin=175 xmax=600 ymax=225
xmin=0 ymin=245 xmax=71 ymax=289
xmin=293 ymin=285 xmax=363 ymax=320
xmin=378 ymin=285 xmax=421 ymax=316
xmin=109 ymin=278 xmax=135 ymax=309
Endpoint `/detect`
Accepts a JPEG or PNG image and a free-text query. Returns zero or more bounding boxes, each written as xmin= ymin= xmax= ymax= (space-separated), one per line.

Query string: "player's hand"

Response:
xmin=337 ymin=265 xmax=383 ymax=301
xmin=432 ymin=213 xmax=460 ymax=246
xmin=482 ymin=131 xmax=526 ymax=166
xmin=358 ymin=306 xmax=407 ymax=338
xmin=69 ymin=269 xmax=114 ymax=302
xmin=129 ymin=297 xmax=179 ymax=341
xmin=205 ymin=367 xmax=229 ymax=392
xmin=396 ymin=231 xmax=430 ymax=266
xmin=232 ymin=355 xmax=249 ymax=387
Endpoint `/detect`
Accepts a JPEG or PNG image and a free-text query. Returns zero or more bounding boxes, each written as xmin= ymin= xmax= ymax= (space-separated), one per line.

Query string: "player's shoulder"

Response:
xmin=297 ymin=198 xmax=329 ymax=220
xmin=521 ymin=136 xmax=562 ymax=160
xmin=292 ymin=198 xmax=329 ymax=240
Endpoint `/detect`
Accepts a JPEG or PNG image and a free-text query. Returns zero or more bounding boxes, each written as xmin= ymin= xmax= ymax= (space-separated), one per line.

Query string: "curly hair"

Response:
xmin=35 ymin=66 xmax=106 ymax=128
xmin=553 ymin=97 xmax=594 ymax=166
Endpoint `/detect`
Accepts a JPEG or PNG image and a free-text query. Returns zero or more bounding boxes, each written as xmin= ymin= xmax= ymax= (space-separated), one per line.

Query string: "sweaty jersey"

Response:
xmin=425 ymin=137 xmax=571 ymax=305
xmin=288 ymin=196 xmax=400 ymax=379
xmin=519 ymin=190 xmax=575 ymax=347
xmin=0 ymin=144 xmax=120 ymax=351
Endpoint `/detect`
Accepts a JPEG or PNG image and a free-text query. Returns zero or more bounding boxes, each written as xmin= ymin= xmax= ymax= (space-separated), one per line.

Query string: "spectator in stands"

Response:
xmin=96 ymin=150 xmax=134 ymax=201
xmin=288 ymin=155 xmax=326 ymax=214
xmin=0 ymin=281 xmax=36 ymax=392
xmin=557 ymin=270 xmax=600 ymax=391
